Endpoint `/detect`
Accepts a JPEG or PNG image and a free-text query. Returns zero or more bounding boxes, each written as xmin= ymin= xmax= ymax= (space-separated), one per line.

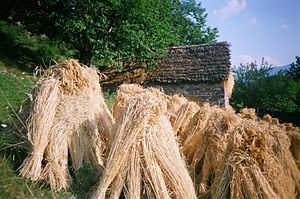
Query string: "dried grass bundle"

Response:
xmin=171 ymin=101 xmax=200 ymax=140
xmin=285 ymin=123 xmax=300 ymax=169
xmin=92 ymin=84 xmax=196 ymax=199
xmin=224 ymin=72 xmax=234 ymax=98
xmin=167 ymin=94 xmax=188 ymax=123
xmin=43 ymin=59 xmax=89 ymax=94
xmin=19 ymin=78 xmax=60 ymax=181
xmin=19 ymin=59 xmax=113 ymax=191
xmin=182 ymin=104 xmax=300 ymax=198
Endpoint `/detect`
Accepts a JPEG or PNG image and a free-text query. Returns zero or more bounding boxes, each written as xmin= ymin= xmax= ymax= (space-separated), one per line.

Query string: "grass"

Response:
xmin=0 ymin=71 xmax=35 ymax=123
xmin=0 ymin=67 xmax=115 ymax=198
xmin=0 ymin=157 xmax=72 ymax=199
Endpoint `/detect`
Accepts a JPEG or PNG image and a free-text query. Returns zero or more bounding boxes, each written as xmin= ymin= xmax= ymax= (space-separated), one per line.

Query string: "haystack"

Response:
xmin=182 ymin=104 xmax=300 ymax=198
xmin=92 ymin=84 xmax=196 ymax=199
xmin=285 ymin=123 xmax=300 ymax=169
xmin=166 ymin=94 xmax=188 ymax=123
xmin=171 ymin=101 xmax=200 ymax=140
xmin=19 ymin=59 xmax=113 ymax=190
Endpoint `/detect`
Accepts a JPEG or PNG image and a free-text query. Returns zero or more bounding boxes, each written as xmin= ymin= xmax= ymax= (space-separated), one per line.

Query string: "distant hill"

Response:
xmin=268 ymin=64 xmax=291 ymax=76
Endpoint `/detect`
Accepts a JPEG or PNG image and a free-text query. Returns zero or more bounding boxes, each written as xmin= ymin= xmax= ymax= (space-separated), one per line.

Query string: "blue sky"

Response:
xmin=198 ymin=0 xmax=300 ymax=67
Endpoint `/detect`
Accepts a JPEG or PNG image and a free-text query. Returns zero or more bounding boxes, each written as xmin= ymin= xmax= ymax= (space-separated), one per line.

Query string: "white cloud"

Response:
xmin=249 ymin=17 xmax=257 ymax=25
xmin=263 ymin=56 xmax=280 ymax=66
xmin=280 ymin=19 xmax=289 ymax=30
xmin=214 ymin=0 xmax=247 ymax=19
xmin=235 ymin=54 xmax=254 ymax=65
xmin=233 ymin=54 xmax=280 ymax=67
xmin=281 ymin=24 xmax=289 ymax=29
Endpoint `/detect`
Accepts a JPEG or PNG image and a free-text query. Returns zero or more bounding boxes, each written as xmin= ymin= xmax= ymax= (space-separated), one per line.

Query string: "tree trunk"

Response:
xmin=79 ymin=48 xmax=92 ymax=66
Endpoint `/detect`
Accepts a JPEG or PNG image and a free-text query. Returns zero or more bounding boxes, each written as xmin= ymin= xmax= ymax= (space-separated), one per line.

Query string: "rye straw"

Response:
xmin=19 ymin=59 xmax=113 ymax=190
xmin=167 ymin=94 xmax=189 ymax=124
xmin=224 ymin=72 xmax=234 ymax=98
xmin=181 ymin=103 xmax=300 ymax=198
xmin=92 ymin=84 xmax=196 ymax=199
xmin=19 ymin=77 xmax=59 ymax=181
xmin=287 ymin=125 xmax=300 ymax=169
xmin=171 ymin=101 xmax=200 ymax=140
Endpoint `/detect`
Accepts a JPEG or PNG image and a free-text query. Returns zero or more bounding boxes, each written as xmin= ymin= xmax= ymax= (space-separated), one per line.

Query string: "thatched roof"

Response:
xmin=147 ymin=42 xmax=231 ymax=83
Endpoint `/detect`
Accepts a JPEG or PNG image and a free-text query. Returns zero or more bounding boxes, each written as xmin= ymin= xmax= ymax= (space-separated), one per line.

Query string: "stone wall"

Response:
xmin=147 ymin=82 xmax=227 ymax=106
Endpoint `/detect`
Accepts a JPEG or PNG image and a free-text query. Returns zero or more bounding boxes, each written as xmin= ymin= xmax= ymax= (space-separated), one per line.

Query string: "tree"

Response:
xmin=231 ymin=59 xmax=300 ymax=115
xmin=233 ymin=59 xmax=271 ymax=85
xmin=286 ymin=56 xmax=300 ymax=80
xmin=286 ymin=56 xmax=300 ymax=108
xmin=170 ymin=0 xmax=218 ymax=45
xmin=1 ymin=0 xmax=218 ymax=67
xmin=231 ymin=59 xmax=272 ymax=113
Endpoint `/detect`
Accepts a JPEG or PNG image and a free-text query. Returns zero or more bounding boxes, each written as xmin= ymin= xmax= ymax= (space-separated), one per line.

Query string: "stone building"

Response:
xmin=146 ymin=42 xmax=232 ymax=107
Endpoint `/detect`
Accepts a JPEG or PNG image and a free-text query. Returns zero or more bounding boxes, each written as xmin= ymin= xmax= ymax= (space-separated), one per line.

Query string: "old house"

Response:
xmin=146 ymin=42 xmax=233 ymax=107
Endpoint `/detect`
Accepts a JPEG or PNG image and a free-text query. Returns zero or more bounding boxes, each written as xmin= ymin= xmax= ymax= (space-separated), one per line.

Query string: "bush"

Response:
xmin=0 ymin=21 xmax=76 ymax=71
xmin=231 ymin=60 xmax=300 ymax=116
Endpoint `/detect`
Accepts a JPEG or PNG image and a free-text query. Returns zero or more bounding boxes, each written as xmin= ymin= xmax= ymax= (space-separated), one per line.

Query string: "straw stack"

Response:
xmin=92 ymin=84 xmax=196 ymax=199
xmin=166 ymin=94 xmax=188 ymax=122
xmin=19 ymin=59 xmax=113 ymax=190
xmin=285 ymin=123 xmax=300 ymax=169
xmin=171 ymin=101 xmax=200 ymax=141
xmin=181 ymin=104 xmax=300 ymax=198
xmin=19 ymin=78 xmax=60 ymax=181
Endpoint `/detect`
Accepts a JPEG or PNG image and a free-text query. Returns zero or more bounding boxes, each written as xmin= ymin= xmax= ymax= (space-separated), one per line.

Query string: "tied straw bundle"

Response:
xmin=19 ymin=59 xmax=113 ymax=191
xmin=92 ymin=84 xmax=196 ymax=199
xmin=179 ymin=103 xmax=300 ymax=199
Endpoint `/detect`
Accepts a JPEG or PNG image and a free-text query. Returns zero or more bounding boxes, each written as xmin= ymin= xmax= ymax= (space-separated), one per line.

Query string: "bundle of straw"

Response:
xmin=19 ymin=77 xmax=60 ymax=181
xmin=286 ymin=123 xmax=300 ymax=169
xmin=92 ymin=84 xmax=196 ymax=199
xmin=166 ymin=94 xmax=188 ymax=123
xmin=224 ymin=72 xmax=234 ymax=98
xmin=171 ymin=101 xmax=200 ymax=140
xmin=19 ymin=59 xmax=113 ymax=190
xmin=181 ymin=103 xmax=300 ymax=198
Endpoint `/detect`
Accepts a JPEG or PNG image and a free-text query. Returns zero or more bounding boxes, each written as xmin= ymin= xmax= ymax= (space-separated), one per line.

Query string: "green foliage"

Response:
xmin=0 ymin=21 xmax=75 ymax=70
xmin=286 ymin=56 xmax=300 ymax=80
xmin=103 ymin=91 xmax=116 ymax=111
xmin=71 ymin=164 xmax=99 ymax=198
xmin=233 ymin=59 xmax=271 ymax=85
xmin=231 ymin=59 xmax=300 ymax=115
xmin=1 ymin=0 xmax=218 ymax=69
xmin=171 ymin=0 xmax=218 ymax=45
xmin=258 ymin=74 xmax=300 ymax=112
xmin=48 ymin=0 xmax=178 ymax=67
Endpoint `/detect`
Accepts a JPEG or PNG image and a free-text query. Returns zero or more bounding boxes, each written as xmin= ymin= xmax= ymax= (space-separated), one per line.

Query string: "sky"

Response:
xmin=198 ymin=0 xmax=300 ymax=67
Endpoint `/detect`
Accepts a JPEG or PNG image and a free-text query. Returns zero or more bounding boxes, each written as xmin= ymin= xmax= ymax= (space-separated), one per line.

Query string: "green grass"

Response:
xmin=104 ymin=91 xmax=116 ymax=110
xmin=0 ymin=157 xmax=72 ymax=199
xmin=0 ymin=71 xmax=71 ymax=198
xmin=0 ymin=71 xmax=35 ymax=123
xmin=0 ymin=69 xmax=116 ymax=198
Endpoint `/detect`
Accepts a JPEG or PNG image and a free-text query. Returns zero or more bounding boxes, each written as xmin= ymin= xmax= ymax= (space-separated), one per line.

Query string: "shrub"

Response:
xmin=0 ymin=21 xmax=76 ymax=70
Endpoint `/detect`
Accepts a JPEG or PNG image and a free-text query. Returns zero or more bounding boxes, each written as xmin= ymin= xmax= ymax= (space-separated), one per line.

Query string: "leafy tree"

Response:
xmin=231 ymin=59 xmax=272 ymax=112
xmin=1 ymin=0 xmax=218 ymax=68
xmin=286 ymin=56 xmax=300 ymax=108
xmin=231 ymin=59 xmax=300 ymax=115
xmin=286 ymin=56 xmax=300 ymax=79
xmin=233 ymin=58 xmax=271 ymax=85
xmin=0 ymin=21 xmax=74 ymax=69
xmin=171 ymin=0 xmax=218 ymax=45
